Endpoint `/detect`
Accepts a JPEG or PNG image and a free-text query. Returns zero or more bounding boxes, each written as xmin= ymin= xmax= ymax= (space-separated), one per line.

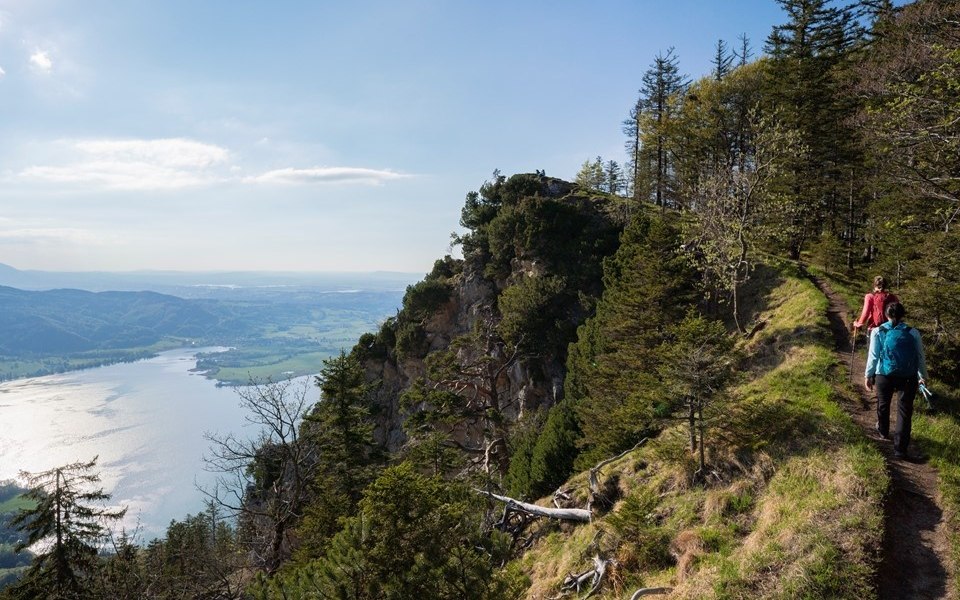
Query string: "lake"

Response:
xmin=0 ymin=348 xmax=317 ymax=538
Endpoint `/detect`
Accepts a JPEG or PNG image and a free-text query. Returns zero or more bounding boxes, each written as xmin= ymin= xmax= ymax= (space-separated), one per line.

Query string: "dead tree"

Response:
xmin=203 ymin=378 xmax=315 ymax=573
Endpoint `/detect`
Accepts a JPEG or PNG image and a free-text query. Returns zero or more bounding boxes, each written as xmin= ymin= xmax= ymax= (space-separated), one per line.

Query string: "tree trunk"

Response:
xmin=476 ymin=490 xmax=591 ymax=522
xmin=688 ymin=400 xmax=697 ymax=454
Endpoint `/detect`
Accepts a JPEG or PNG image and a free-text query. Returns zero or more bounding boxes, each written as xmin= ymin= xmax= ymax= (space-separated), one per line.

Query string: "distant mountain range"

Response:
xmin=0 ymin=264 xmax=415 ymax=381
xmin=0 ymin=263 xmax=421 ymax=297
xmin=0 ymin=285 xmax=235 ymax=355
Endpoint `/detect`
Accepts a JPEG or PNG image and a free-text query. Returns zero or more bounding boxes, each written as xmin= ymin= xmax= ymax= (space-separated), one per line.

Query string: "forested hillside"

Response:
xmin=2 ymin=0 xmax=959 ymax=598
xmin=0 ymin=284 xmax=402 ymax=383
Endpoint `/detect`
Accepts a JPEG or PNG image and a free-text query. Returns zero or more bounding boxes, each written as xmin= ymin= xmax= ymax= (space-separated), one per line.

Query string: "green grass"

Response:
xmin=211 ymin=351 xmax=331 ymax=385
xmin=912 ymin=402 xmax=960 ymax=596
xmin=667 ymin=269 xmax=887 ymax=598
xmin=0 ymin=496 xmax=33 ymax=515
xmin=514 ymin=263 xmax=888 ymax=599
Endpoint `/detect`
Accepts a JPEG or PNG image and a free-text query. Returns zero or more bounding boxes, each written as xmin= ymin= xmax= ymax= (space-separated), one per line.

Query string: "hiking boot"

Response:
xmin=875 ymin=422 xmax=890 ymax=440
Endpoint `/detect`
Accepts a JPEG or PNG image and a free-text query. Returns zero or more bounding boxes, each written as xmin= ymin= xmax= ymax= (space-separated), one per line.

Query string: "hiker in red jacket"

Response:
xmin=854 ymin=275 xmax=899 ymax=332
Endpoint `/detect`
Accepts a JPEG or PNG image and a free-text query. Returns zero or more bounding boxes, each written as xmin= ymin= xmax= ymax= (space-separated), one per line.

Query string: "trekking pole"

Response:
xmin=849 ymin=325 xmax=858 ymax=383
xmin=919 ymin=382 xmax=935 ymax=411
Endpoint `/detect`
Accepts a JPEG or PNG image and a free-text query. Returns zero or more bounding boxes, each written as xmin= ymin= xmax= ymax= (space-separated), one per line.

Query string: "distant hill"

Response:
xmin=0 ymin=278 xmax=406 ymax=383
xmin=0 ymin=285 xmax=230 ymax=354
xmin=0 ymin=263 xmax=420 ymax=297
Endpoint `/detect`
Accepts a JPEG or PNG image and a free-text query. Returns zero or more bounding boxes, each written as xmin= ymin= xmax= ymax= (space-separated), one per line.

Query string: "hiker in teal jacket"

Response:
xmin=864 ymin=302 xmax=928 ymax=460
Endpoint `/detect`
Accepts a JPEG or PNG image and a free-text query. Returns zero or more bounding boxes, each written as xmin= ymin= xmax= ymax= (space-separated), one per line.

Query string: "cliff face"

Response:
xmin=356 ymin=174 xmax=625 ymax=452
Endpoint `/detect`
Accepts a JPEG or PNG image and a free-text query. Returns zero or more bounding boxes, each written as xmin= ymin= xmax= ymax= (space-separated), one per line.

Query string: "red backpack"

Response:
xmin=869 ymin=291 xmax=898 ymax=329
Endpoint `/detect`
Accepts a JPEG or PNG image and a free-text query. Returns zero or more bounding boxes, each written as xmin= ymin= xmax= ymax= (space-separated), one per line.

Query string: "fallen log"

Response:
xmin=629 ymin=587 xmax=673 ymax=598
xmin=476 ymin=489 xmax=591 ymax=522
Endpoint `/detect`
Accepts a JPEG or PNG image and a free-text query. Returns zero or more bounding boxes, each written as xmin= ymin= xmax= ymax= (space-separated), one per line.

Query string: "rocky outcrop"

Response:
xmin=361 ymin=174 xmax=623 ymax=453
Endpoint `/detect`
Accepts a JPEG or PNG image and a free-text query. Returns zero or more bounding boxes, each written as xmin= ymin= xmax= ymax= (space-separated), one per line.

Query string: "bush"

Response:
xmin=528 ymin=401 xmax=581 ymax=498
xmin=395 ymin=321 xmax=429 ymax=360
xmin=402 ymin=279 xmax=452 ymax=322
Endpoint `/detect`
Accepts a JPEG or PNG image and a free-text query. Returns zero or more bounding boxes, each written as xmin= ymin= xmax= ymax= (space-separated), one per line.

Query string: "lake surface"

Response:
xmin=0 ymin=348 xmax=317 ymax=538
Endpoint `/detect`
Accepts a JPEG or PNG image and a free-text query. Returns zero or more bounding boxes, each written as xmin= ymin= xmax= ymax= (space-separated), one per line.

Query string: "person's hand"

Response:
xmin=919 ymin=378 xmax=926 ymax=387
xmin=864 ymin=376 xmax=874 ymax=391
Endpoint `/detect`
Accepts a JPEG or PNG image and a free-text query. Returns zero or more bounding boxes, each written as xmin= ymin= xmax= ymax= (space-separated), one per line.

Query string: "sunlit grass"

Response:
xmin=515 ymin=265 xmax=887 ymax=599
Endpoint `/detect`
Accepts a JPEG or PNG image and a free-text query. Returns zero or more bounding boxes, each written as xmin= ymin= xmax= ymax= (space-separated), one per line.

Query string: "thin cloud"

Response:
xmin=29 ymin=50 xmax=52 ymax=73
xmin=16 ymin=138 xmax=410 ymax=191
xmin=244 ymin=166 xmax=411 ymax=186
xmin=18 ymin=138 xmax=229 ymax=191
xmin=0 ymin=66 xmax=6 ymax=78
xmin=0 ymin=227 xmax=119 ymax=246
xmin=20 ymin=161 xmax=218 ymax=191
xmin=75 ymin=138 xmax=229 ymax=169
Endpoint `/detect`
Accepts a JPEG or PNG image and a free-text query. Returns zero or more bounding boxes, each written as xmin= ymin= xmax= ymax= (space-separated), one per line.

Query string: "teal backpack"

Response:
xmin=877 ymin=322 xmax=918 ymax=377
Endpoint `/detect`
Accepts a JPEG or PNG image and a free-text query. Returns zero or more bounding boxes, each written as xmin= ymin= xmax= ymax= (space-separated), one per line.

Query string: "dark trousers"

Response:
xmin=876 ymin=374 xmax=918 ymax=455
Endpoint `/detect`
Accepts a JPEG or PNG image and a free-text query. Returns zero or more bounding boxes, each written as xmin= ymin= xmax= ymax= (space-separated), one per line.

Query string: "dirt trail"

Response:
xmin=809 ymin=273 xmax=956 ymax=599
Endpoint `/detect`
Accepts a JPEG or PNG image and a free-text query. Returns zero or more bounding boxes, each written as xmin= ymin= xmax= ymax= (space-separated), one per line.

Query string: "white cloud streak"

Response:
xmin=20 ymin=161 xmax=217 ymax=190
xmin=16 ymin=138 xmax=410 ymax=191
xmin=245 ymin=166 xmax=411 ymax=186
xmin=0 ymin=66 xmax=6 ymax=78
xmin=29 ymin=50 xmax=52 ymax=72
xmin=75 ymin=138 xmax=229 ymax=169
xmin=0 ymin=228 xmax=118 ymax=246
xmin=18 ymin=138 xmax=229 ymax=190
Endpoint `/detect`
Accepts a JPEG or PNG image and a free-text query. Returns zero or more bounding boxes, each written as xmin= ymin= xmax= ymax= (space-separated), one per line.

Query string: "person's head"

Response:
xmin=885 ymin=301 xmax=906 ymax=323
xmin=873 ymin=275 xmax=887 ymax=292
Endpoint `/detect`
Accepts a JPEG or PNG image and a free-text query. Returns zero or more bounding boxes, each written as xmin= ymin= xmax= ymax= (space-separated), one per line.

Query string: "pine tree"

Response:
xmin=569 ymin=213 xmax=699 ymax=466
xmin=6 ymin=457 xmax=125 ymax=600
xmin=712 ymin=39 xmax=734 ymax=80
xmin=636 ymin=48 xmax=688 ymax=210
xmin=294 ymin=351 xmax=380 ymax=560
xmin=763 ymin=0 xmax=866 ymax=259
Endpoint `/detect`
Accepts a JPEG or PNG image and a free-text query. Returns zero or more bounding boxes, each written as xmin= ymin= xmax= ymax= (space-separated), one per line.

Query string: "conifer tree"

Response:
xmin=574 ymin=156 xmax=605 ymax=191
xmin=6 ymin=457 xmax=125 ymax=600
xmin=604 ymin=160 xmax=623 ymax=195
xmin=657 ymin=314 xmax=735 ymax=479
xmin=712 ymin=39 xmax=734 ymax=80
xmin=309 ymin=350 xmax=378 ymax=506
xmin=568 ymin=213 xmax=699 ymax=466
xmin=763 ymin=0 xmax=866 ymax=258
xmin=635 ymin=48 xmax=688 ymax=210
xmin=294 ymin=351 xmax=380 ymax=560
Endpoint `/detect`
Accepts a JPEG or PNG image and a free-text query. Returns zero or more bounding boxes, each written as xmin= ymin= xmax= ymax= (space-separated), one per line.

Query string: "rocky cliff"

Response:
xmin=352 ymin=173 xmax=626 ymax=453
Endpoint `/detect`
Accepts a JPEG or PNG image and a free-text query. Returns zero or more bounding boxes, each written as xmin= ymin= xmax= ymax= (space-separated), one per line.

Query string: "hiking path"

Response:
xmin=810 ymin=273 xmax=956 ymax=600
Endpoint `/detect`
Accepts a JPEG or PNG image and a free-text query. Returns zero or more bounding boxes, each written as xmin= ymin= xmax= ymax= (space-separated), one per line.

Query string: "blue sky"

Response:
xmin=0 ymin=0 xmax=788 ymax=273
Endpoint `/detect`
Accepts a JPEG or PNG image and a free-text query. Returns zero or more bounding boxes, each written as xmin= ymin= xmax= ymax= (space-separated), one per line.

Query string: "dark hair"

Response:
xmin=873 ymin=275 xmax=887 ymax=290
xmin=885 ymin=301 xmax=906 ymax=320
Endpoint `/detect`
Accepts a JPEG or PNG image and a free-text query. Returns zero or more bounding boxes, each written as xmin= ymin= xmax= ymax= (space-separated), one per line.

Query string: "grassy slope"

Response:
xmin=812 ymin=265 xmax=960 ymax=595
xmin=516 ymin=263 xmax=888 ymax=599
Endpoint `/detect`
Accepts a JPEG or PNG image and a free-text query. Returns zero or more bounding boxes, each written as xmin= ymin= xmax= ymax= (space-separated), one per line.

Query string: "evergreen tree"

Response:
xmin=763 ymin=0 xmax=866 ymax=259
xmin=636 ymin=48 xmax=688 ymax=210
xmin=574 ymin=156 xmax=605 ymax=191
xmin=712 ymin=39 xmax=735 ymax=80
xmin=737 ymin=33 xmax=752 ymax=67
xmin=604 ymin=160 xmax=623 ymax=195
xmin=295 ymin=351 xmax=380 ymax=560
xmin=5 ymin=458 xmax=125 ymax=600
xmin=527 ymin=401 xmax=581 ymax=499
xmin=251 ymin=464 xmax=525 ymax=599
xmin=568 ymin=213 xmax=699 ymax=466
xmin=657 ymin=314 xmax=736 ymax=479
